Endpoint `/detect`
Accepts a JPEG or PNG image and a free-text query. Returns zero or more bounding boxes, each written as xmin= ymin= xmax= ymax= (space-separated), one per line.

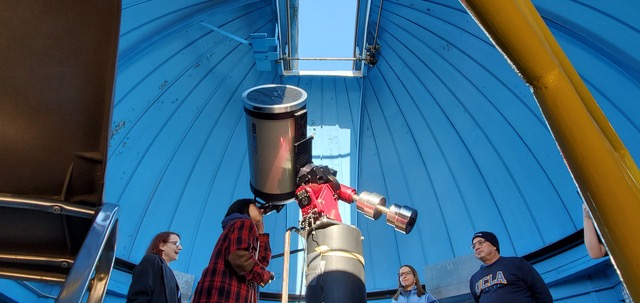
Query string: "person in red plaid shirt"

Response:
xmin=192 ymin=198 xmax=274 ymax=303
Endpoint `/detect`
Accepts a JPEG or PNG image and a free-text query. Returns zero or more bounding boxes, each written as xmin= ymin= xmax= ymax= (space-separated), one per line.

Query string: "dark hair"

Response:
xmin=146 ymin=231 xmax=180 ymax=256
xmin=393 ymin=264 xmax=426 ymax=300
xmin=224 ymin=198 xmax=256 ymax=217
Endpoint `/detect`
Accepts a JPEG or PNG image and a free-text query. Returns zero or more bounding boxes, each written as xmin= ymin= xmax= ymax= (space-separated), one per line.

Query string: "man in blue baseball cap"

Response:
xmin=469 ymin=231 xmax=552 ymax=303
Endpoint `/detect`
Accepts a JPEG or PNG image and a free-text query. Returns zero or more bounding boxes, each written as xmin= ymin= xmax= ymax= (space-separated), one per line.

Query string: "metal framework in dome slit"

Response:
xmin=275 ymin=0 xmax=375 ymax=75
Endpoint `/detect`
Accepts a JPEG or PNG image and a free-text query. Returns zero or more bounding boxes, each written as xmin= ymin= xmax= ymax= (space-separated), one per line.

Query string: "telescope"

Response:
xmin=243 ymin=84 xmax=418 ymax=303
xmin=243 ymin=84 xmax=417 ymax=232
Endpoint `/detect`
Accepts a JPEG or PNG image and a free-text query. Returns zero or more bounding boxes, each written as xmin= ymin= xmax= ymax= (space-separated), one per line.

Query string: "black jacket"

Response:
xmin=127 ymin=253 xmax=181 ymax=303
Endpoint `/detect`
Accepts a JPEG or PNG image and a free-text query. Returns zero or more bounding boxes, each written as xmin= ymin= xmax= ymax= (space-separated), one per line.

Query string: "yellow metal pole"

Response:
xmin=525 ymin=0 xmax=640 ymax=185
xmin=459 ymin=0 xmax=640 ymax=300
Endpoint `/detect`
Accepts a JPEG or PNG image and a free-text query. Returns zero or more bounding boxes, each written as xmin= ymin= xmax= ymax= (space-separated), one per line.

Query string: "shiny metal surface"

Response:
xmin=352 ymin=191 xmax=418 ymax=234
xmin=243 ymin=84 xmax=307 ymax=114
xmin=0 ymin=254 xmax=74 ymax=268
xmin=354 ymin=191 xmax=385 ymax=220
xmin=385 ymin=204 xmax=418 ymax=234
xmin=0 ymin=193 xmax=95 ymax=218
xmin=244 ymin=84 xmax=308 ymax=203
xmin=57 ymin=203 xmax=118 ymax=303
xmin=280 ymin=227 xmax=300 ymax=303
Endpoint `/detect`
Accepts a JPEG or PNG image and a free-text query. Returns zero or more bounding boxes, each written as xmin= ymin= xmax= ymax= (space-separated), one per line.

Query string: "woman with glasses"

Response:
xmin=127 ymin=231 xmax=183 ymax=303
xmin=192 ymin=198 xmax=274 ymax=303
xmin=391 ymin=264 xmax=440 ymax=303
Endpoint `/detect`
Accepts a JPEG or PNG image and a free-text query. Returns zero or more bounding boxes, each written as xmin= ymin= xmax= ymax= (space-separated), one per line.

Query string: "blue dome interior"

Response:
xmin=1 ymin=0 xmax=638 ymax=302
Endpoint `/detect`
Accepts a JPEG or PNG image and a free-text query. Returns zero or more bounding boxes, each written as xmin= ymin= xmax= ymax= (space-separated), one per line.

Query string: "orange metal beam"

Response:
xmin=459 ymin=0 xmax=640 ymax=300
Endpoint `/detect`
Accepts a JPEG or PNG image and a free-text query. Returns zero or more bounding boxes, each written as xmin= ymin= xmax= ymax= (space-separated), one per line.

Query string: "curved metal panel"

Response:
xmin=356 ymin=0 xmax=640 ymax=294
xmin=105 ymin=0 xmax=284 ymax=283
xmin=358 ymin=0 xmax=574 ymax=288
xmin=3 ymin=0 xmax=627 ymax=301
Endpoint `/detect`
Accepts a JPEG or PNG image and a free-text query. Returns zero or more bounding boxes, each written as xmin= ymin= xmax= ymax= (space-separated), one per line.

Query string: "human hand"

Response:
xmin=260 ymin=272 xmax=276 ymax=287
xmin=255 ymin=220 xmax=264 ymax=234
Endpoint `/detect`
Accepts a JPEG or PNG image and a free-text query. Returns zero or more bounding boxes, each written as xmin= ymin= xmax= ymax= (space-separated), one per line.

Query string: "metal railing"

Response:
xmin=0 ymin=194 xmax=118 ymax=302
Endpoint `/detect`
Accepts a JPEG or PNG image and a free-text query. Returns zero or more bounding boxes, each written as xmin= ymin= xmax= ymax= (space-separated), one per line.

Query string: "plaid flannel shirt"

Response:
xmin=192 ymin=217 xmax=271 ymax=303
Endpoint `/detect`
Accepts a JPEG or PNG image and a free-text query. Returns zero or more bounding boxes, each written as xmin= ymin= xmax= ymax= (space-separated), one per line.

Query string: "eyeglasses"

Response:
xmin=166 ymin=240 xmax=181 ymax=247
xmin=398 ymin=271 xmax=413 ymax=277
xmin=470 ymin=239 xmax=486 ymax=249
